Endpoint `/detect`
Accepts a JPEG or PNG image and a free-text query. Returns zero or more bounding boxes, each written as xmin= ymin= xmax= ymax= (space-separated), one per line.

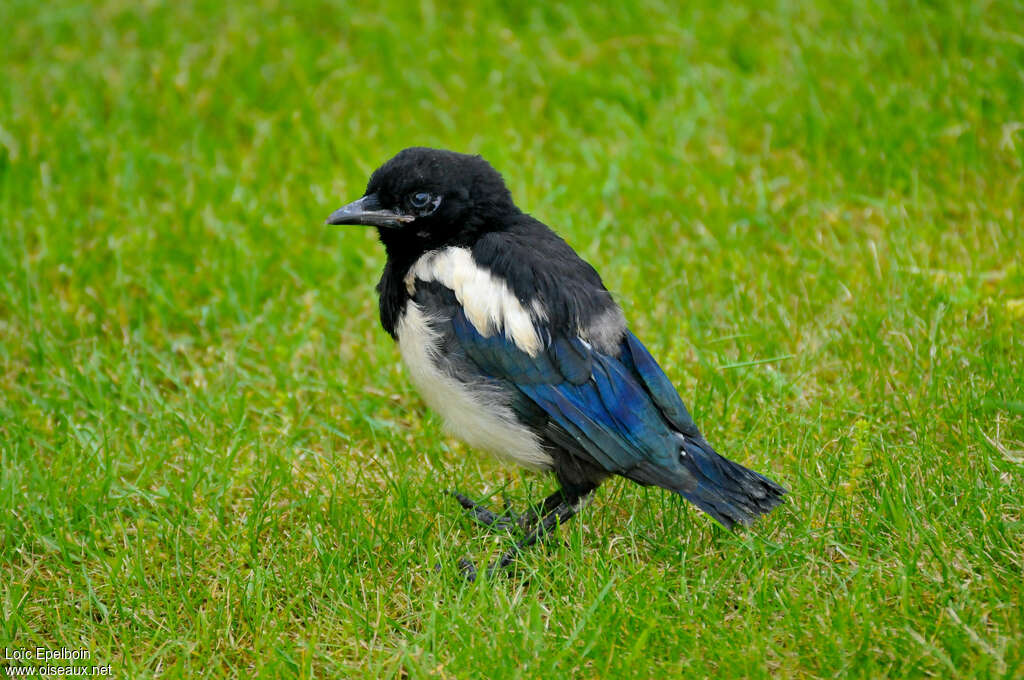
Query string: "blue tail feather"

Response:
xmin=676 ymin=437 xmax=786 ymax=528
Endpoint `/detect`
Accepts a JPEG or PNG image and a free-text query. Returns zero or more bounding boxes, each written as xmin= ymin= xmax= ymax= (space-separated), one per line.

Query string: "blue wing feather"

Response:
xmin=452 ymin=312 xmax=560 ymax=385
xmin=619 ymin=331 xmax=699 ymax=436
xmin=519 ymin=383 xmax=639 ymax=470
xmin=550 ymin=336 xmax=592 ymax=385
xmin=450 ymin=308 xmax=681 ymax=473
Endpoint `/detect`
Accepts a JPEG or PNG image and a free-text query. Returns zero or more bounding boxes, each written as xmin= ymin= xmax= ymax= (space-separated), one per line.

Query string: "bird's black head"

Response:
xmin=326 ymin=147 xmax=519 ymax=257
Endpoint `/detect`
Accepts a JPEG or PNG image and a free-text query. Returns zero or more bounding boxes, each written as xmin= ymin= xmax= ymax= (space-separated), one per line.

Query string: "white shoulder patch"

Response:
xmin=405 ymin=247 xmax=547 ymax=356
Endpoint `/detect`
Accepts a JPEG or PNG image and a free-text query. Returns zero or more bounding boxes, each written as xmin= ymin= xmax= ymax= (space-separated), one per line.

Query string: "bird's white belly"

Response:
xmin=395 ymin=303 xmax=553 ymax=471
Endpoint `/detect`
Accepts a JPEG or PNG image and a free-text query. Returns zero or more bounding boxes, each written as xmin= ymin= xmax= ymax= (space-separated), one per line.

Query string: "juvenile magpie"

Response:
xmin=327 ymin=147 xmax=785 ymax=577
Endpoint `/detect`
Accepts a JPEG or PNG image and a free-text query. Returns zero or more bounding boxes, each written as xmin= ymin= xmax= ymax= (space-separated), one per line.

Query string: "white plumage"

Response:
xmin=396 ymin=302 xmax=553 ymax=471
xmin=405 ymin=247 xmax=546 ymax=356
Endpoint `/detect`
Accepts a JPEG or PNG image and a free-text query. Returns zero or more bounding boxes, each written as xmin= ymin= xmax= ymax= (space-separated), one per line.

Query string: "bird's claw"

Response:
xmin=457 ymin=557 xmax=478 ymax=582
xmin=456 ymin=556 xmax=515 ymax=583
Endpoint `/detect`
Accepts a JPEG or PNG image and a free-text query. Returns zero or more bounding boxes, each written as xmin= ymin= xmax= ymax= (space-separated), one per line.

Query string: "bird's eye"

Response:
xmin=410 ymin=192 xmax=431 ymax=209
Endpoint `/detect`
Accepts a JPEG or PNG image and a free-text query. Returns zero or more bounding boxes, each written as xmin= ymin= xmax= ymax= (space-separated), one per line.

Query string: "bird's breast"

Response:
xmin=394 ymin=301 xmax=553 ymax=471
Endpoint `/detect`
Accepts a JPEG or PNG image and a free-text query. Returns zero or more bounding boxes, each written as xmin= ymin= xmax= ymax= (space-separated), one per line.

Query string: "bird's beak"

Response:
xmin=324 ymin=193 xmax=414 ymax=229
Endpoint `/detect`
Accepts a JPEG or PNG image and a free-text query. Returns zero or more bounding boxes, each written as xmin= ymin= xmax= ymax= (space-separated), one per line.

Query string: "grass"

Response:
xmin=1 ymin=0 xmax=1023 ymax=677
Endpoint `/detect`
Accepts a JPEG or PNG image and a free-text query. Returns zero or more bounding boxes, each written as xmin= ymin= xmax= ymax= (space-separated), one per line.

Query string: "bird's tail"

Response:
xmin=676 ymin=437 xmax=786 ymax=529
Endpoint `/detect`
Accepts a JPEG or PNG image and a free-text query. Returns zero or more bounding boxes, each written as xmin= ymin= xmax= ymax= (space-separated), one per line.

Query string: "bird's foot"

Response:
xmin=449 ymin=490 xmax=521 ymax=534
xmin=452 ymin=498 xmax=588 ymax=582
xmin=455 ymin=556 xmax=514 ymax=583
xmin=457 ymin=557 xmax=479 ymax=582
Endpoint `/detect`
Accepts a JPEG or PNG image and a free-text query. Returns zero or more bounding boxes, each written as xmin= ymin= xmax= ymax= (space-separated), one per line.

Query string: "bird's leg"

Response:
xmin=514 ymin=488 xmax=572 ymax=534
xmin=452 ymin=483 xmax=597 ymax=581
xmin=451 ymin=486 xmax=578 ymax=535
xmin=483 ymin=491 xmax=592 ymax=579
xmin=450 ymin=490 xmax=518 ymax=533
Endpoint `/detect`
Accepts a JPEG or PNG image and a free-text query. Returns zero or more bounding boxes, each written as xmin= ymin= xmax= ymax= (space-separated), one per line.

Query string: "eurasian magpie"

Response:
xmin=327 ymin=147 xmax=785 ymax=578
